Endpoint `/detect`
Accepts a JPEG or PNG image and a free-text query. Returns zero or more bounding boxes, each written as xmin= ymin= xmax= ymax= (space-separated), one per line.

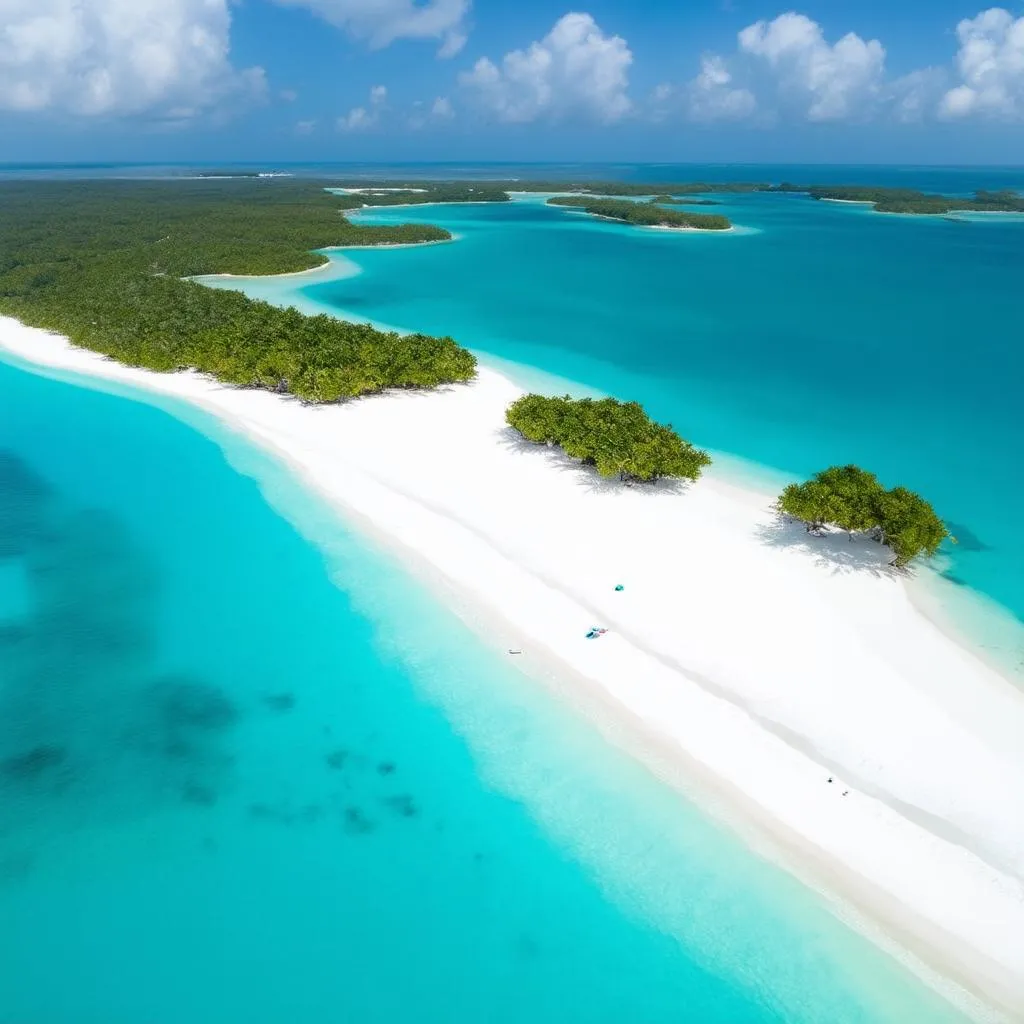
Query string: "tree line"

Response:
xmin=0 ymin=179 xmax=476 ymax=401
xmin=771 ymin=183 xmax=1024 ymax=215
xmin=546 ymin=196 xmax=733 ymax=231
xmin=330 ymin=184 xmax=512 ymax=209
xmin=328 ymin=178 xmax=1024 ymax=218
xmin=506 ymin=394 xmax=712 ymax=482
xmin=778 ymin=465 xmax=950 ymax=566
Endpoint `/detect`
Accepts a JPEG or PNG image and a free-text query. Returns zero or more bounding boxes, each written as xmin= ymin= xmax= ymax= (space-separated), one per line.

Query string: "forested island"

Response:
xmin=314 ymin=177 xmax=1024 ymax=217
xmin=0 ymin=179 xmax=475 ymax=402
xmin=772 ymin=184 xmax=1024 ymax=215
xmin=328 ymin=177 xmax=1024 ymax=217
xmin=778 ymin=465 xmax=950 ymax=566
xmin=547 ymin=196 xmax=732 ymax=231
xmin=507 ymin=394 xmax=712 ymax=482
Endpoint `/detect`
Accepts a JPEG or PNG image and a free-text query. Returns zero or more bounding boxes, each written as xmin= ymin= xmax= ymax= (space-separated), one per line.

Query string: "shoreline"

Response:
xmin=194 ymin=236 xmax=458 ymax=286
xmin=2 ymin=316 xmax=1023 ymax=1021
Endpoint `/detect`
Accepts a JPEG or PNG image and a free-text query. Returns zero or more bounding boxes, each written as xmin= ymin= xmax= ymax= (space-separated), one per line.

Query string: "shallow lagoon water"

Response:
xmin=267 ymin=190 xmax=1024 ymax=661
xmin=0 ymin=345 xmax=971 ymax=1020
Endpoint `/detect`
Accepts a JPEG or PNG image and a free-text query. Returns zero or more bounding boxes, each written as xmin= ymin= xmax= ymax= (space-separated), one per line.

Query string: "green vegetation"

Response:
xmin=319 ymin=178 xmax=1024 ymax=218
xmin=498 ymin=181 xmax=763 ymax=196
xmin=777 ymin=465 xmax=950 ymax=565
xmin=506 ymin=394 xmax=712 ymax=483
xmin=772 ymin=183 xmax=1024 ymax=215
xmin=332 ymin=179 xmax=763 ymax=198
xmin=547 ymin=196 xmax=732 ymax=230
xmin=329 ymin=183 xmax=512 ymax=209
xmin=0 ymin=179 xmax=476 ymax=402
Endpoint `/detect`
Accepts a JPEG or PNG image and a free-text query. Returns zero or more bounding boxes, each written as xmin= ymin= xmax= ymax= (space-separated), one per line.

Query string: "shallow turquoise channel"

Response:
xmin=0 ymin=352 xmax=965 ymax=1020
xmin=267 ymin=188 xmax=1024 ymax=646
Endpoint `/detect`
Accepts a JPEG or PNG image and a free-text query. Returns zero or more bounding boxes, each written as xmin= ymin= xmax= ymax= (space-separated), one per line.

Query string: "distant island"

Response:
xmin=774 ymin=184 xmax=1024 ymax=215
xmin=329 ymin=177 xmax=1024 ymax=217
xmin=547 ymin=196 xmax=732 ymax=231
xmin=4 ymin=173 xmax=1021 ymax=411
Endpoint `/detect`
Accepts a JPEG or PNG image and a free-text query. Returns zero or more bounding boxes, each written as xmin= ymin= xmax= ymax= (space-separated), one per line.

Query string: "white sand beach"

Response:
xmin=2 ymin=316 xmax=1023 ymax=1019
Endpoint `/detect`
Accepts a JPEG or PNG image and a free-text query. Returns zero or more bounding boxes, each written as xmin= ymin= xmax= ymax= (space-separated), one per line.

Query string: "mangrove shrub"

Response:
xmin=778 ymin=465 xmax=949 ymax=565
xmin=506 ymin=394 xmax=712 ymax=482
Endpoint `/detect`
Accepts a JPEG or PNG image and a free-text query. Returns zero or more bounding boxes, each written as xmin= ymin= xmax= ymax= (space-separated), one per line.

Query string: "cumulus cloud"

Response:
xmin=688 ymin=55 xmax=756 ymax=120
xmin=737 ymin=13 xmax=885 ymax=120
xmin=459 ymin=12 xmax=632 ymax=123
xmin=939 ymin=8 xmax=1024 ymax=119
xmin=272 ymin=0 xmax=469 ymax=57
xmin=408 ymin=94 xmax=455 ymax=128
xmin=0 ymin=0 xmax=265 ymax=117
xmin=337 ymin=84 xmax=387 ymax=131
xmin=431 ymin=96 xmax=454 ymax=118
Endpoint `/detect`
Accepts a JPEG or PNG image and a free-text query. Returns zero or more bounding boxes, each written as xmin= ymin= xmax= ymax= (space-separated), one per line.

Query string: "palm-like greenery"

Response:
xmin=507 ymin=394 xmax=712 ymax=482
xmin=778 ymin=465 xmax=950 ymax=565
xmin=0 ymin=179 xmax=476 ymax=401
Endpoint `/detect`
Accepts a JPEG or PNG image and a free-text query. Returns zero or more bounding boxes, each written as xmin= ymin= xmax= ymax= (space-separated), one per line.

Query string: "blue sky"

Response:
xmin=2 ymin=0 xmax=1024 ymax=164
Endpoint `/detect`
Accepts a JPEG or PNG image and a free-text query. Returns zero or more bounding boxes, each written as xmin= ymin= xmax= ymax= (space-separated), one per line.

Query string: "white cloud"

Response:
xmin=431 ymin=95 xmax=454 ymax=118
xmin=408 ymin=94 xmax=455 ymax=128
xmin=295 ymin=118 xmax=316 ymax=134
xmin=272 ymin=0 xmax=469 ymax=57
xmin=0 ymin=0 xmax=265 ymax=117
xmin=337 ymin=83 xmax=387 ymax=131
xmin=459 ymin=12 xmax=632 ymax=123
xmin=737 ymin=13 xmax=885 ymax=120
xmin=887 ymin=68 xmax=945 ymax=123
xmin=280 ymin=88 xmax=299 ymax=102
xmin=688 ymin=55 xmax=756 ymax=120
xmin=939 ymin=8 xmax=1024 ymax=119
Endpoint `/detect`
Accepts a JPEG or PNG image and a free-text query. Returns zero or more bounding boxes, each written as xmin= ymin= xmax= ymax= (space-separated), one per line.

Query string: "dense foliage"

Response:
xmin=331 ymin=179 xmax=765 ymax=198
xmin=772 ymin=183 xmax=1024 ymax=214
xmin=305 ymin=178 xmax=1024 ymax=218
xmin=328 ymin=183 xmax=512 ymax=208
xmin=497 ymin=181 xmax=764 ymax=196
xmin=778 ymin=465 xmax=950 ymax=565
xmin=506 ymin=394 xmax=712 ymax=482
xmin=0 ymin=179 xmax=476 ymax=401
xmin=547 ymin=196 xmax=732 ymax=230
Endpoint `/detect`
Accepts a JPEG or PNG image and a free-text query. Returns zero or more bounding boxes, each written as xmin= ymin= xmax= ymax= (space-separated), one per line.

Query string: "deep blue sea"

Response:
xmin=2 ymin=163 xmax=1021 ymax=1022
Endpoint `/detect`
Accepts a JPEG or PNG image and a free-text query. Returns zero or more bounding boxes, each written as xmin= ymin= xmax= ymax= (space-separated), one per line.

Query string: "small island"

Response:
xmin=325 ymin=177 xmax=1024 ymax=218
xmin=777 ymin=464 xmax=950 ymax=565
xmin=507 ymin=393 xmax=712 ymax=482
xmin=546 ymin=196 xmax=732 ymax=231
xmin=773 ymin=183 xmax=1024 ymax=215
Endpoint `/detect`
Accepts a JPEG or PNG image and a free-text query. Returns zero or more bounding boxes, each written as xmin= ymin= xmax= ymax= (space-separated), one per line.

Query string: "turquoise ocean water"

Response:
xmin=234 ymin=179 xmax=1024 ymax=659
xmin=2 ymin=163 xmax=1020 ymax=1021
xmin=0 ymin=357 xmax=969 ymax=1022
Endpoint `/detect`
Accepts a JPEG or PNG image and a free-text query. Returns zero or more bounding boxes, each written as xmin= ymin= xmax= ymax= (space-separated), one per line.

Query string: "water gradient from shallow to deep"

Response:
xmin=0 ymin=339 xmax=969 ymax=1021
xmin=252 ymin=185 xmax=1024 ymax=668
